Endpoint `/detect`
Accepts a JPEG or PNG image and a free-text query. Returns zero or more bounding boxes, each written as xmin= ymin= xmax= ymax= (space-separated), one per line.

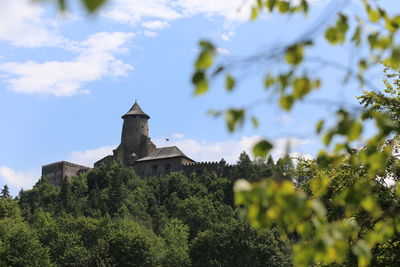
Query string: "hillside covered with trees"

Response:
xmin=0 ymin=154 xmax=293 ymax=267
xmin=1 ymin=140 xmax=400 ymax=266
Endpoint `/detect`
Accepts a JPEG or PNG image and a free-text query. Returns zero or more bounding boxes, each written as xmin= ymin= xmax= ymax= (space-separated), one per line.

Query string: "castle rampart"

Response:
xmin=42 ymin=161 xmax=90 ymax=186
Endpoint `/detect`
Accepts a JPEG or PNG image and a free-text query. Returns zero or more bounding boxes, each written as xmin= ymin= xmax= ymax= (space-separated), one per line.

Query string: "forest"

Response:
xmin=0 ymin=153 xmax=294 ymax=267
xmin=1 ymin=137 xmax=400 ymax=266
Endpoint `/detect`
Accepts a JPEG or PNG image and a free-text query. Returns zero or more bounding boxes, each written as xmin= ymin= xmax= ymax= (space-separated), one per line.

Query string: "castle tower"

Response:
xmin=113 ymin=101 xmax=156 ymax=164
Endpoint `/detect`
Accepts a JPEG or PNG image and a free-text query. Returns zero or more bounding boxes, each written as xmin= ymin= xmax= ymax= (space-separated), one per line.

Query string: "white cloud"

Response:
xmin=68 ymin=145 xmax=117 ymax=167
xmin=172 ymin=133 xmax=185 ymax=139
xmin=220 ymin=29 xmax=236 ymax=41
xmin=103 ymin=0 xmax=252 ymax=27
xmin=0 ymin=166 xmax=38 ymax=190
xmin=101 ymin=0 xmax=254 ymax=44
xmin=0 ymin=0 xmax=66 ymax=47
xmin=176 ymin=0 xmax=252 ymax=21
xmin=103 ymin=0 xmax=182 ymax=25
xmin=144 ymin=30 xmax=158 ymax=37
xmin=142 ymin=20 xmax=170 ymax=30
xmin=217 ymin=47 xmax=231 ymax=55
xmin=0 ymin=32 xmax=134 ymax=96
xmin=102 ymin=0 xmax=326 ymax=41
xmin=154 ymin=135 xmax=312 ymax=163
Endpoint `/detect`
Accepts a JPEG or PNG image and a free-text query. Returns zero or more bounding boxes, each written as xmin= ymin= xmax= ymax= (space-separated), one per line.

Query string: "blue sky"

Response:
xmin=0 ymin=0 xmax=397 ymax=195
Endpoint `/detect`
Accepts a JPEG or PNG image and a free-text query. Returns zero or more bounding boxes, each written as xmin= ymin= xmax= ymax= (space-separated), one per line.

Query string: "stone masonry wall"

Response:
xmin=42 ymin=161 xmax=90 ymax=186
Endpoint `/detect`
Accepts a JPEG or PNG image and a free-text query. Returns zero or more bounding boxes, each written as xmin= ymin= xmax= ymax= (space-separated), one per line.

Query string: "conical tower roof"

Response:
xmin=122 ymin=101 xmax=150 ymax=119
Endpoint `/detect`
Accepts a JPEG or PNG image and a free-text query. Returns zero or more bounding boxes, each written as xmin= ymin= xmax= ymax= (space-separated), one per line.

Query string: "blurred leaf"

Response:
xmin=82 ymin=0 xmax=106 ymax=13
xmin=58 ymin=0 xmax=67 ymax=11
xmin=352 ymin=240 xmax=371 ymax=267
xmin=207 ymin=109 xmax=221 ymax=116
xmin=251 ymin=7 xmax=258 ymax=20
xmin=194 ymin=80 xmax=208 ymax=95
xmin=225 ymin=75 xmax=235 ymax=91
xmin=316 ymin=120 xmax=324 ymax=134
xmin=358 ymin=59 xmax=368 ymax=71
xmin=253 ymin=140 xmax=273 ymax=157
xmin=264 ymin=75 xmax=275 ymax=89
xmin=226 ymin=109 xmax=245 ymax=132
xmin=368 ymin=8 xmax=380 ymax=23
xmin=348 ymin=121 xmax=363 ymax=141
xmin=196 ymin=51 xmax=214 ymax=69
xmin=277 ymin=1 xmax=290 ymax=13
xmin=301 ymin=0 xmax=309 ymax=14
xmin=310 ymin=175 xmax=330 ymax=197
xmin=325 ymin=28 xmax=339 ymax=44
xmin=293 ymin=77 xmax=312 ymax=99
xmin=351 ymin=26 xmax=362 ymax=46
xmin=280 ymin=95 xmax=294 ymax=110
xmin=285 ymin=44 xmax=304 ymax=65
xmin=251 ymin=117 xmax=260 ymax=128
xmin=192 ymin=71 xmax=209 ymax=95
xmin=266 ymin=0 xmax=278 ymax=11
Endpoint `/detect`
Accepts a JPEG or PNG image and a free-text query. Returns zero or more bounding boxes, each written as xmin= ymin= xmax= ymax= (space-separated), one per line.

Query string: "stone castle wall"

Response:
xmin=42 ymin=161 xmax=90 ymax=186
xmin=134 ymin=157 xmax=193 ymax=178
xmin=182 ymin=161 xmax=234 ymax=177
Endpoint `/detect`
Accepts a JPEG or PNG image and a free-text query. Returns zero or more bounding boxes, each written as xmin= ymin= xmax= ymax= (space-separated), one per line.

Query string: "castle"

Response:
xmin=42 ymin=101 xmax=230 ymax=186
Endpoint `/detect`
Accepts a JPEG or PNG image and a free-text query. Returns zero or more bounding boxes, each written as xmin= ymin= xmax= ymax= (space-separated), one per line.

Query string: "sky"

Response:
xmin=0 ymin=0 xmax=398 ymax=195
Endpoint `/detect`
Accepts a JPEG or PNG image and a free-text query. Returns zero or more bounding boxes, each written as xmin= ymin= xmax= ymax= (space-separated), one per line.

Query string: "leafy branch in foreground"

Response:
xmin=192 ymin=1 xmax=400 ymax=266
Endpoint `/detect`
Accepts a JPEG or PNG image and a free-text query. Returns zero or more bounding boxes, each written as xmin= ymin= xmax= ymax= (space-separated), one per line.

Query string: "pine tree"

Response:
xmin=233 ymin=152 xmax=258 ymax=182
xmin=1 ymin=185 xmax=10 ymax=198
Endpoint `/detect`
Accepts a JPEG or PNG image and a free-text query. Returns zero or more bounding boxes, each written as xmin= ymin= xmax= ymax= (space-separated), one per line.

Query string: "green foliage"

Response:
xmin=6 ymin=155 xmax=290 ymax=266
xmin=253 ymin=140 xmax=273 ymax=157
xmin=0 ymin=219 xmax=53 ymax=267
xmin=324 ymin=13 xmax=349 ymax=45
xmin=19 ymin=177 xmax=61 ymax=217
xmin=0 ymin=197 xmax=22 ymax=221
xmin=0 ymin=185 xmax=10 ymax=198
xmin=358 ymin=67 xmax=400 ymax=125
xmin=192 ymin=41 xmax=216 ymax=95
xmin=232 ymin=151 xmax=259 ymax=182
xmin=237 ymin=144 xmax=400 ymax=266
xmin=181 ymin=1 xmax=400 ymax=264
xmin=161 ymin=219 xmax=191 ymax=267
xmin=105 ymin=219 xmax=165 ymax=266
xmin=190 ymin=220 xmax=291 ymax=267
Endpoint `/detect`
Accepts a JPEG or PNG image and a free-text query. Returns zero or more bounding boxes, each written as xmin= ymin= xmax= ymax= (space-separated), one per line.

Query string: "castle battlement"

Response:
xmin=42 ymin=161 xmax=90 ymax=169
xmin=183 ymin=161 xmax=219 ymax=166
xmin=42 ymin=161 xmax=90 ymax=186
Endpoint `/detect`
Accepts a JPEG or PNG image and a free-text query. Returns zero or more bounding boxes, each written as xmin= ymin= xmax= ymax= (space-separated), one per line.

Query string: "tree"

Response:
xmin=175 ymin=196 xmax=234 ymax=239
xmin=18 ymin=177 xmax=61 ymax=218
xmin=0 ymin=219 xmax=53 ymax=267
xmin=161 ymin=219 xmax=191 ymax=267
xmin=190 ymin=219 xmax=291 ymax=267
xmin=189 ymin=2 xmax=400 ymax=266
xmin=105 ymin=219 xmax=165 ymax=266
xmin=232 ymin=151 xmax=258 ymax=182
xmin=0 ymin=185 xmax=10 ymax=198
xmin=236 ymin=78 xmax=400 ymax=267
xmin=0 ymin=197 xmax=22 ymax=220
